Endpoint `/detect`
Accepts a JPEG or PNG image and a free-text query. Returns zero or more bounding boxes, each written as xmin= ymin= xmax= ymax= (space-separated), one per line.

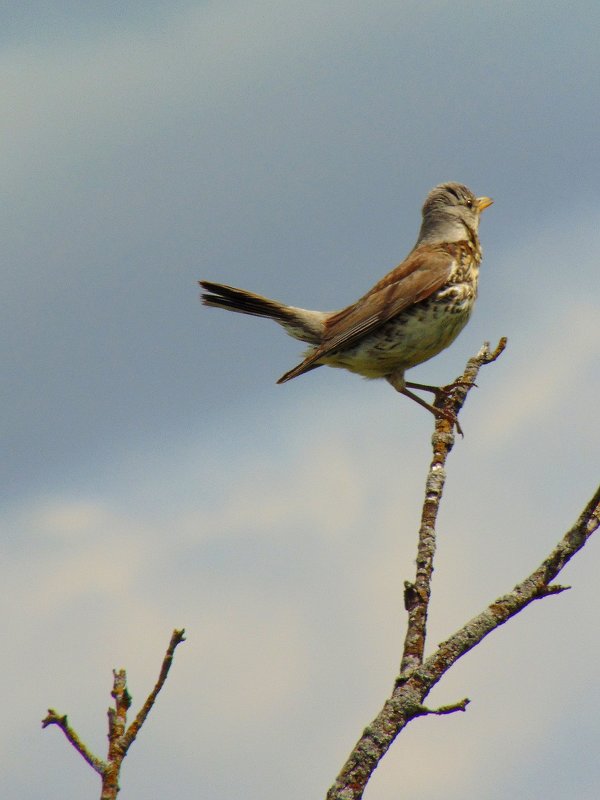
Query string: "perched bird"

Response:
xmin=200 ymin=182 xmax=492 ymax=428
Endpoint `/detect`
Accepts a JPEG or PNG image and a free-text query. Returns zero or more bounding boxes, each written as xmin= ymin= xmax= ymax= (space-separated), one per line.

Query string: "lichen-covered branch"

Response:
xmin=326 ymin=340 xmax=599 ymax=800
xmin=41 ymin=710 xmax=105 ymax=775
xmin=42 ymin=628 xmax=186 ymax=800
xmin=401 ymin=337 xmax=506 ymax=675
xmin=122 ymin=628 xmax=186 ymax=751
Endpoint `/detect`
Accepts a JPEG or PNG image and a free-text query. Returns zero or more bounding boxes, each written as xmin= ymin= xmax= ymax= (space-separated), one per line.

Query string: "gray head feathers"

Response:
xmin=415 ymin=182 xmax=490 ymax=247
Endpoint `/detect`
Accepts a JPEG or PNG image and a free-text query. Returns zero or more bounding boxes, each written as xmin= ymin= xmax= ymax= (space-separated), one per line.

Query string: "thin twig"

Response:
xmin=417 ymin=698 xmax=470 ymax=716
xmin=122 ymin=628 xmax=186 ymax=750
xmin=41 ymin=710 xmax=106 ymax=775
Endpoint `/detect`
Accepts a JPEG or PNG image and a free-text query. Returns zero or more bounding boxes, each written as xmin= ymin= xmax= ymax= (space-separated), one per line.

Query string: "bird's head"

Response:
xmin=416 ymin=182 xmax=493 ymax=246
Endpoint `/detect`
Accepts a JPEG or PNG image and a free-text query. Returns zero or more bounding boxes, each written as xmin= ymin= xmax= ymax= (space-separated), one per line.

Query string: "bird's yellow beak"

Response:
xmin=476 ymin=196 xmax=494 ymax=213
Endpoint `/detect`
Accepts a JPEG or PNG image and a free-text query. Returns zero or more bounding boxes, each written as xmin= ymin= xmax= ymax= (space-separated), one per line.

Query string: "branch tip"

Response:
xmin=41 ymin=709 xmax=67 ymax=729
xmin=481 ymin=337 xmax=507 ymax=364
xmin=173 ymin=628 xmax=186 ymax=643
xmin=539 ymin=583 xmax=571 ymax=596
xmin=418 ymin=698 xmax=470 ymax=716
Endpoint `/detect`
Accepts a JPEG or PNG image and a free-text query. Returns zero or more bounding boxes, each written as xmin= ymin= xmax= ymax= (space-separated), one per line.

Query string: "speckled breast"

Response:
xmin=322 ymin=242 xmax=481 ymax=378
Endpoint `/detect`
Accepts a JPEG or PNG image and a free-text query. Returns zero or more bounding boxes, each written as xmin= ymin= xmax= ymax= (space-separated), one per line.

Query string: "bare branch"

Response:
xmin=401 ymin=338 xmax=508 ymax=676
xmin=326 ymin=338 xmax=599 ymax=800
xmin=327 ymin=482 xmax=600 ymax=799
xmin=122 ymin=628 xmax=186 ymax=752
xmin=41 ymin=710 xmax=106 ymax=776
xmin=42 ymin=628 xmax=186 ymax=800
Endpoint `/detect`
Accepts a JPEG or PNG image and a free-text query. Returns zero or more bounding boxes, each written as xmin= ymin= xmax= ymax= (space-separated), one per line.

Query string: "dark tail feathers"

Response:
xmin=199 ymin=281 xmax=290 ymax=322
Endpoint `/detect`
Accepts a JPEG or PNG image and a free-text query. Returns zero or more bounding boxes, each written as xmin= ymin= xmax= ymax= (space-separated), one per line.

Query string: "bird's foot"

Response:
xmin=405 ymin=378 xmax=476 ymax=399
xmin=399 ymin=385 xmax=463 ymax=436
xmin=440 ymin=378 xmax=477 ymax=394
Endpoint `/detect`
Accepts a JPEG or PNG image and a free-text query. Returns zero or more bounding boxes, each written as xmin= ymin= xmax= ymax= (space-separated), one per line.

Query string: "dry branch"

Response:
xmin=42 ymin=628 xmax=186 ymax=800
xmin=326 ymin=340 xmax=600 ymax=800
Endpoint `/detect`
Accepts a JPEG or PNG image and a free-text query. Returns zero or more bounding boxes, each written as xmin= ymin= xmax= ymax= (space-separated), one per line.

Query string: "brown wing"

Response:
xmin=277 ymin=243 xmax=457 ymax=383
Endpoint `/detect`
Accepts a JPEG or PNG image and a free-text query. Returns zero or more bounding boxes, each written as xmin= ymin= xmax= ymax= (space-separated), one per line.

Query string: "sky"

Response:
xmin=2 ymin=1 xmax=600 ymax=798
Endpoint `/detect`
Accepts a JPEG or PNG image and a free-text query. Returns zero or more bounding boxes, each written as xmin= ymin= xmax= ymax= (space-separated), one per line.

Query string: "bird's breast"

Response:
xmin=320 ymin=281 xmax=478 ymax=377
xmin=317 ymin=239 xmax=481 ymax=378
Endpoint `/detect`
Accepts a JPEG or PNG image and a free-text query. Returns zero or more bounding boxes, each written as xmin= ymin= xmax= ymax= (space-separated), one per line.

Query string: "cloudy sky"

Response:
xmin=2 ymin=2 xmax=600 ymax=798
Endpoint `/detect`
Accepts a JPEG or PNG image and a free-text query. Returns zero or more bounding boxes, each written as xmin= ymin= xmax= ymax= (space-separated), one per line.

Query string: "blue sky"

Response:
xmin=2 ymin=2 xmax=600 ymax=798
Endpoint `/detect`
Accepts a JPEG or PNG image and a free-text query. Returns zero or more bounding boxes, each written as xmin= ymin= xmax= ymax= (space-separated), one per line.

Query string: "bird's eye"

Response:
xmin=465 ymin=198 xmax=473 ymax=208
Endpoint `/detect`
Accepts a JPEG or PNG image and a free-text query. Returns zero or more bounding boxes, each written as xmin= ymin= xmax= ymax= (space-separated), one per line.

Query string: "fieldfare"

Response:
xmin=200 ymin=182 xmax=492 ymax=429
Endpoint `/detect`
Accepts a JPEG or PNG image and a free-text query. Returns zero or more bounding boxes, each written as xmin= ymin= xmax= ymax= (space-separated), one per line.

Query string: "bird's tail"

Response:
xmin=199 ymin=280 xmax=325 ymax=343
xmin=199 ymin=281 xmax=290 ymax=321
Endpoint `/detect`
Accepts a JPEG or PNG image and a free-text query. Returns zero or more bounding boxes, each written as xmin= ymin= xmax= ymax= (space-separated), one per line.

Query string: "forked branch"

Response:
xmin=42 ymin=628 xmax=186 ymax=800
xmin=326 ymin=340 xmax=600 ymax=800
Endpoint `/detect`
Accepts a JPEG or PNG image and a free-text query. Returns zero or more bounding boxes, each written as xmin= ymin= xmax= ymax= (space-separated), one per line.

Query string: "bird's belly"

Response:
xmin=321 ymin=290 xmax=475 ymax=378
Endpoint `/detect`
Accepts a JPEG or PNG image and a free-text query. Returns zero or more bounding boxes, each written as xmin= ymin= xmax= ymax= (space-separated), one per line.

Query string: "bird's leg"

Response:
xmin=405 ymin=378 xmax=476 ymax=396
xmin=388 ymin=373 xmax=463 ymax=435
xmin=404 ymin=380 xmax=443 ymax=395
xmin=401 ymin=387 xmax=464 ymax=437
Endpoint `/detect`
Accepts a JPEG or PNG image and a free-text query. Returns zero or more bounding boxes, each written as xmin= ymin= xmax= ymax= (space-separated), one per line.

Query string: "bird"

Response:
xmin=200 ymin=182 xmax=492 ymax=429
